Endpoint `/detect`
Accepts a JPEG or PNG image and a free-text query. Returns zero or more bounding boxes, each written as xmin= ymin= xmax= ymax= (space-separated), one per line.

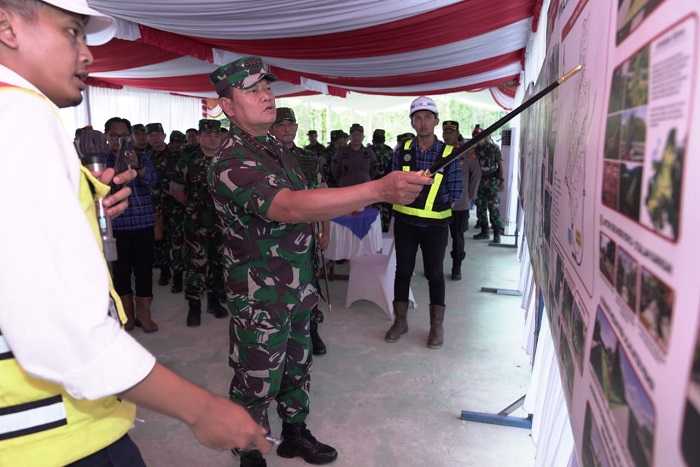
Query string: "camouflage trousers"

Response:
xmin=379 ymin=203 xmax=392 ymax=233
xmin=153 ymin=239 xmax=169 ymax=269
xmin=228 ymin=297 xmax=314 ymax=431
xmin=185 ymin=226 xmax=225 ymax=301
xmin=167 ymin=211 xmax=185 ymax=274
xmin=475 ymin=177 xmax=504 ymax=233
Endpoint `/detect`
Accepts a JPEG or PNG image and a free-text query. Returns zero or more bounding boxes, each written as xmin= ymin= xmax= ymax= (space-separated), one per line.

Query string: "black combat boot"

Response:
xmin=158 ymin=267 xmax=170 ymax=286
xmin=277 ymin=422 xmax=338 ymax=465
xmin=186 ymin=299 xmax=201 ymax=327
xmin=207 ymin=292 xmax=228 ymax=319
xmin=240 ymin=450 xmax=266 ymax=467
xmin=170 ymin=272 xmax=183 ymax=294
xmin=451 ymin=263 xmax=462 ymax=281
xmin=310 ymin=321 xmax=327 ymax=356
xmin=473 ymin=228 xmax=490 ymax=240
xmin=492 ymin=230 xmax=502 ymax=244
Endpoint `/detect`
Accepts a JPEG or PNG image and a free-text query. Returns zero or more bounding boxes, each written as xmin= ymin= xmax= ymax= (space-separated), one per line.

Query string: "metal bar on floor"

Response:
xmin=460 ymin=395 xmax=532 ymax=430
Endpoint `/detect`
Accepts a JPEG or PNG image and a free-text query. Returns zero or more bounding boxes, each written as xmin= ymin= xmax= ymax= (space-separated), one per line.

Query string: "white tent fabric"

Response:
xmin=90 ymin=0 xmax=463 ymax=39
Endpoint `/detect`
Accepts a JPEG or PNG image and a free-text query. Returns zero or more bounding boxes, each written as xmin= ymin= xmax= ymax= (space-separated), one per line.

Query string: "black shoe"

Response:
xmin=473 ymin=230 xmax=490 ymax=240
xmin=451 ymin=269 xmax=462 ymax=281
xmin=311 ymin=321 xmax=327 ymax=356
xmin=186 ymin=299 xmax=201 ymax=327
xmin=171 ymin=272 xmax=183 ymax=294
xmin=158 ymin=268 xmax=170 ymax=286
xmin=277 ymin=423 xmax=338 ymax=465
xmin=240 ymin=450 xmax=267 ymax=467
xmin=207 ymin=292 xmax=228 ymax=318
xmin=492 ymin=231 xmax=502 ymax=243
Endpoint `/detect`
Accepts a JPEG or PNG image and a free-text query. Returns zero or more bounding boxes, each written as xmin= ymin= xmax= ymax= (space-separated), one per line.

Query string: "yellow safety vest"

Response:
xmin=392 ymin=139 xmax=454 ymax=220
xmin=0 ymin=84 xmax=135 ymax=467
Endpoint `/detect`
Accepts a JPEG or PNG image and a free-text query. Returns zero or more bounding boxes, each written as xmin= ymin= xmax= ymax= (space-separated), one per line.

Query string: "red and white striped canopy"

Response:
xmin=86 ymin=0 xmax=541 ymax=105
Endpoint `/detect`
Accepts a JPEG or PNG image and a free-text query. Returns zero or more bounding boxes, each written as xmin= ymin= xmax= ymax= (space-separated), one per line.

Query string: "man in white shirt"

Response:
xmin=0 ymin=1 xmax=269 ymax=465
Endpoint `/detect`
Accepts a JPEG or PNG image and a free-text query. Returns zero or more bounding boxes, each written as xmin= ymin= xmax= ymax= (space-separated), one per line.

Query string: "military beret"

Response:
xmin=169 ymin=130 xmax=186 ymax=143
xmin=442 ymin=120 xmax=459 ymax=130
xmin=199 ymin=119 xmax=222 ymax=132
xmin=132 ymin=124 xmax=145 ymax=133
xmin=146 ymin=123 xmax=164 ymax=134
xmin=209 ymin=56 xmax=277 ymax=96
xmin=349 ymin=123 xmax=364 ymax=133
xmin=275 ymin=107 xmax=296 ymax=124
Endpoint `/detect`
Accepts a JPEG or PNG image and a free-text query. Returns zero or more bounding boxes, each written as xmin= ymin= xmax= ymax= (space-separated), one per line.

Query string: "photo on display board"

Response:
xmin=605 ymin=113 xmax=623 ymax=160
xmin=641 ymin=127 xmax=684 ymax=241
xmin=571 ymin=301 xmax=588 ymax=373
xmin=590 ymin=306 xmax=656 ymax=467
xmin=599 ymin=232 xmax=617 ymax=286
xmin=682 ymin=323 xmax=700 ymax=466
xmin=559 ymin=326 xmax=575 ymax=403
xmin=616 ymin=0 xmax=664 ymax=45
xmin=619 ymin=107 xmax=646 ymax=162
xmin=582 ymin=402 xmax=614 ymax=467
xmin=639 ymin=268 xmax=674 ymax=352
xmin=616 ymin=247 xmax=639 ymax=313
xmin=603 ymin=161 xmax=621 ymax=210
xmin=619 ymin=162 xmax=643 ymax=221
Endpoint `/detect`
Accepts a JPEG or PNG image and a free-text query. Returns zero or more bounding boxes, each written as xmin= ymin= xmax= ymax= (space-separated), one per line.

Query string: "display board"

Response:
xmin=519 ymin=0 xmax=700 ymax=465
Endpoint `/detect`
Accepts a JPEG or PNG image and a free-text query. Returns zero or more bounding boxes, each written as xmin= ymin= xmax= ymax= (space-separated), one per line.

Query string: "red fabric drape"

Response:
xmin=89 ymin=39 xmax=180 ymax=73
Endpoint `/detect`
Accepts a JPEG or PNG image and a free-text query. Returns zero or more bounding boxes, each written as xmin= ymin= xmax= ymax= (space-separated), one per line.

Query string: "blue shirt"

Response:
xmin=392 ymin=137 xmax=463 ymax=207
xmin=107 ymin=148 xmax=159 ymax=231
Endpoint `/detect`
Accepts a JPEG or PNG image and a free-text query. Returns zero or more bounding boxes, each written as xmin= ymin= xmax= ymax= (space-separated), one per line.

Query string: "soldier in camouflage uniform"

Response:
xmin=369 ymin=129 xmax=394 ymax=231
xmin=304 ymin=130 xmax=325 ymax=157
xmin=163 ymin=130 xmax=187 ymax=293
xmin=321 ymin=130 xmax=347 ymax=187
xmin=149 ymin=124 xmax=187 ymax=292
xmin=472 ymin=126 xmax=505 ymax=243
xmin=169 ymin=130 xmax=186 ymax=152
xmin=207 ymin=56 xmax=430 ymax=467
xmin=172 ymin=119 xmax=228 ymax=326
xmin=270 ymin=107 xmax=330 ymax=357
xmin=331 ymin=123 xmax=379 ymax=188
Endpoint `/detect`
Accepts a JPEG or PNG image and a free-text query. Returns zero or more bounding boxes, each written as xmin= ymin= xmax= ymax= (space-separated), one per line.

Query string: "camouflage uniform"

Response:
xmin=151 ymin=145 xmax=171 ymax=271
xmin=474 ymin=141 xmax=504 ymax=233
xmin=175 ymin=144 xmax=225 ymax=304
xmin=369 ymin=132 xmax=394 ymax=231
xmin=209 ymin=123 xmax=316 ymax=430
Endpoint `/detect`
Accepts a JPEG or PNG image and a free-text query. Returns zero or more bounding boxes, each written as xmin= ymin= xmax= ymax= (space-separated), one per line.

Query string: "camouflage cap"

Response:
xmin=349 ymin=123 xmax=364 ymax=133
xmin=132 ymin=124 xmax=145 ymax=133
xmin=209 ymin=56 xmax=277 ymax=96
xmin=146 ymin=122 xmax=164 ymax=134
xmin=199 ymin=119 xmax=222 ymax=132
xmin=274 ymin=107 xmax=297 ymax=124
xmin=307 ymin=130 xmax=318 ymax=136
xmin=169 ymin=130 xmax=186 ymax=143
xmin=443 ymin=120 xmax=459 ymax=131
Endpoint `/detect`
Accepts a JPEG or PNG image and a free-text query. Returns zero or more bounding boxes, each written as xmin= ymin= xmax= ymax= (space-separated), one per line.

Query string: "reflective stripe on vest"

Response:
xmin=0 ymin=395 xmax=67 ymax=441
xmin=393 ymin=142 xmax=453 ymax=220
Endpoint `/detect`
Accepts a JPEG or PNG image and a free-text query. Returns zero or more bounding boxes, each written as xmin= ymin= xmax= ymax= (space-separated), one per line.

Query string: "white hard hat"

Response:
xmin=410 ymin=96 xmax=439 ymax=117
xmin=41 ymin=0 xmax=116 ymax=45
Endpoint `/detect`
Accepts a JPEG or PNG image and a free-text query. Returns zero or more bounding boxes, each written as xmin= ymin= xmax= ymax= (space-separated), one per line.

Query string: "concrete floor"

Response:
xmin=129 ymin=230 xmax=535 ymax=467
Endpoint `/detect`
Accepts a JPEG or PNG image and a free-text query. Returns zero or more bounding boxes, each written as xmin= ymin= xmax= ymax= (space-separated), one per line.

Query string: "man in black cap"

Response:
xmin=169 ymin=130 xmax=186 ymax=152
xmin=442 ymin=121 xmax=481 ymax=280
xmin=304 ymin=129 xmax=325 ymax=158
xmin=369 ymin=129 xmax=394 ymax=231
xmin=208 ymin=55 xmax=430 ymax=467
xmin=185 ymin=128 xmax=199 ymax=149
xmin=270 ymin=108 xmax=330 ymax=356
xmin=331 ymin=123 xmax=379 ymax=188
xmin=323 ymin=130 xmax=347 ymax=187
xmin=171 ymin=119 xmax=228 ymax=326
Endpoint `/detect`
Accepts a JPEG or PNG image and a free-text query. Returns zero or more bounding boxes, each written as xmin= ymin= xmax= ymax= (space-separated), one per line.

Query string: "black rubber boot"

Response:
xmin=186 ymin=299 xmax=201 ymax=327
xmin=240 ymin=450 xmax=267 ymax=467
xmin=473 ymin=228 xmax=490 ymax=240
xmin=451 ymin=263 xmax=462 ymax=281
xmin=170 ymin=272 xmax=183 ymax=294
xmin=277 ymin=422 xmax=338 ymax=465
xmin=158 ymin=267 xmax=170 ymax=286
xmin=207 ymin=292 xmax=228 ymax=319
xmin=311 ymin=321 xmax=327 ymax=356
